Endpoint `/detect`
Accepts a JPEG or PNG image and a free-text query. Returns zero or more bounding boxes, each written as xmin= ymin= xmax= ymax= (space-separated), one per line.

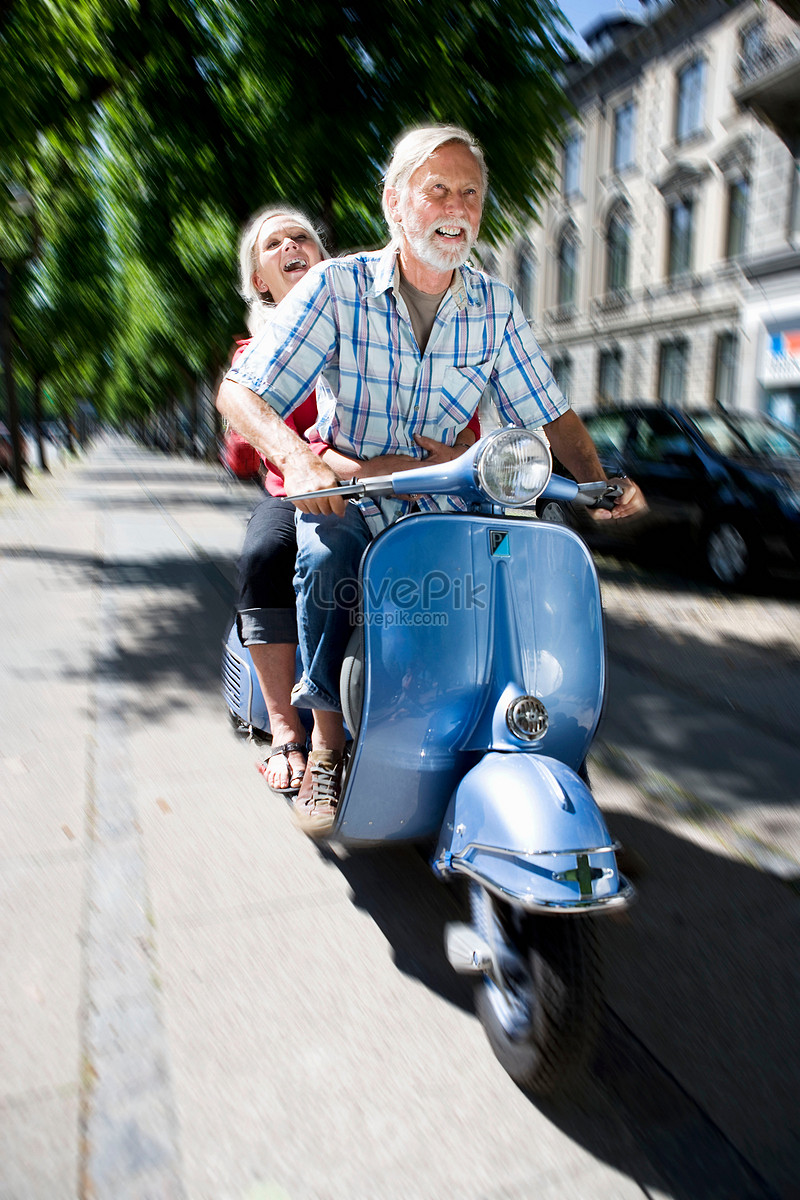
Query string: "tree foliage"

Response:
xmin=1 ymin=0 xmax=576 ymax=448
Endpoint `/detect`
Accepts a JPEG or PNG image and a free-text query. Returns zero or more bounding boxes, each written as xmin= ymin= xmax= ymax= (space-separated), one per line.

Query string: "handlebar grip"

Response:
xmin=574 ymin=483 xmax=623 ymax=510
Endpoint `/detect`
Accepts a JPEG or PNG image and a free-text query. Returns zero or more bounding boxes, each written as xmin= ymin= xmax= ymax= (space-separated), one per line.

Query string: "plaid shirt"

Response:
xmin=226 ymin=243 xmax=569 ymax=527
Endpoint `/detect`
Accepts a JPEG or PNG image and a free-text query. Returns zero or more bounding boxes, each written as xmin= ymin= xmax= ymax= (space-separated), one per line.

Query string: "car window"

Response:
xmin=584 ymin=414 xmax=629 ymax=460
xmin=630 ymin=412 xmax=693 ymax=461
xmin=724 ymin=416 xmax=800 ymax=460
xmin=689 ymin=414 xmax=749 ymax=457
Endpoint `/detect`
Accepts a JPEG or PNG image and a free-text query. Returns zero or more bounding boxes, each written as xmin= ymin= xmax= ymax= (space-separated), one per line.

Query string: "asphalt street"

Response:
xmin=1 ymin=438 xmax=798 ymax=1199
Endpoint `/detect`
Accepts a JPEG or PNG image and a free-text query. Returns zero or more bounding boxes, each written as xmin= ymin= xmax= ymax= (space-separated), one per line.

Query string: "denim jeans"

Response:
xmin=291 ymin=502 xmax=372 ymax=711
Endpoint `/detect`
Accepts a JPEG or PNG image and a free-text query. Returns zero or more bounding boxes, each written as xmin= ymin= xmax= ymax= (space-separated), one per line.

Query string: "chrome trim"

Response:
xmin=442 ymin=856 xmax=635 ymax=913
xmin=506 ymin=695 xmax=549 ymax=741
xmin=454 ymin=839 xmax=622 ymax=859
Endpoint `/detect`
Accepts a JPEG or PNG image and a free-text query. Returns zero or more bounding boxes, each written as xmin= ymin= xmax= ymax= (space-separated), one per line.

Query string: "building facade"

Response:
xmin=492 ymin=0 xmax=800 ymax=430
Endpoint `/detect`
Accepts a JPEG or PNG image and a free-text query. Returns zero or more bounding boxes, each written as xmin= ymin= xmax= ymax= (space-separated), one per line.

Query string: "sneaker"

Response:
xmin=292 ymin=749 xmax=344 ymax=839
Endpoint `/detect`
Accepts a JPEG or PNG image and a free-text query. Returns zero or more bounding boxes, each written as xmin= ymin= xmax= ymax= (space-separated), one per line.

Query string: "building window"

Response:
xmin=675 ymin=57 xmax=706 ymax=143
xmin=726 ymin=177 xmax=749 ymax=258
xmin=557 ymin=227 xmax=578 ymax=307
xmin=514 ymin=242 xmax=536 ymax=319
xmin=563 ymin=133 xmax=582 ymax=198
xmin=598 ymin=349 xmax=623 ymax=406
xmin=659 ymin=340 xmax=689 ymax=405
xmin=613 ymin=101 xmax=636 ymax=172
xmin=607 ymin=205 xmax=631 ymax=294
xmin=551 ymin=354 xmax=572 ymax=401
xmin=667 ymin=197 xmax=694 ymax=279
xmin=738 ymin=19 xmax=766 ymax=81
xmin=714 ymin=332 xmax=738 ymax=408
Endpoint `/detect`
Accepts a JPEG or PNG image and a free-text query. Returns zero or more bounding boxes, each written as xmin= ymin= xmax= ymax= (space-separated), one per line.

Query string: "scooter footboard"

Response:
xmin=433 ymin=753 xmax=633 ymax=913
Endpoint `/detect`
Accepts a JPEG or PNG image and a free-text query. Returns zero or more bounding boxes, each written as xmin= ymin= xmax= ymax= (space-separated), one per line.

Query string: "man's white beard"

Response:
xmin=403 ymin=216 xmax=475 ymax=273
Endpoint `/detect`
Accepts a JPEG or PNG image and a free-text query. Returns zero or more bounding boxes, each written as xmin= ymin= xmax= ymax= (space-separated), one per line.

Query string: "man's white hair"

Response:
xmin=238 ymin=206 xmax=328 ymax=335
xmin=381 ymin=124 xmax=488 ymax=241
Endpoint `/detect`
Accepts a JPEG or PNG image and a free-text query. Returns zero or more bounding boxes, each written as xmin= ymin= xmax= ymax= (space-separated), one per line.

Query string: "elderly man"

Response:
xmin=217 ymin=123 xmax=645 ymax=835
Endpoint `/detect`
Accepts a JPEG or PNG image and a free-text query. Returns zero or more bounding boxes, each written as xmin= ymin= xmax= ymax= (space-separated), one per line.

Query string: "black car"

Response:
xmin=538 ymin=404 xmax=800 ymax=588
xmin=0 ymin=422 xmax=15 ymax=475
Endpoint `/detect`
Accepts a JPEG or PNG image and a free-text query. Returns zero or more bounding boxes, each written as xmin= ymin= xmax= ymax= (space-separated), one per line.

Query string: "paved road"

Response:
xmin=1 ymin=439 xmax=797 ymax=1199
xmin=592 ymin=560 xmax=800 ymax=1199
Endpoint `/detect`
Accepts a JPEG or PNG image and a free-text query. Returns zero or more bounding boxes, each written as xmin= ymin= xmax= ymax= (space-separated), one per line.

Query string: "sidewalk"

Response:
xmin=596 ymin=556 xmax=800 ymax=882
xmin=1 ymin=441 xmax=797 ymax=1199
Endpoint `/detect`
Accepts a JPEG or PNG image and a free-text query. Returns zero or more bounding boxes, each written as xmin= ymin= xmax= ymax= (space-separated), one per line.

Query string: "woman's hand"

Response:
xmin=413 ymin=433 xmax=475 ymax=464
xmin=350 ymin=432 xmax=475 ymax=480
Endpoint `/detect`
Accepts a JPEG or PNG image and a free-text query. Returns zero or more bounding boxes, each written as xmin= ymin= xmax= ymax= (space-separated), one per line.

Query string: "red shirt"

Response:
xmin=232 ymin=338 xmax=323 ymax=497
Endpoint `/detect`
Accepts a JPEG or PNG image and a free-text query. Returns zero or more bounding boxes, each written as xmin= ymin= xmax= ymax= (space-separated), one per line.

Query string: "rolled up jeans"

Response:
xmin=291 ymin=502 xmax=372 ymax=711
xmin=236 ymin=493 xmax=299 ymax=645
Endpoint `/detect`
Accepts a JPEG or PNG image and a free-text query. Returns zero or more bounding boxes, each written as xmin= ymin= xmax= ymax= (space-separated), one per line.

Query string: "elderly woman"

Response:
xmin=232 ymin=206 xmax=330 ymax=793
xmin=231 ymin=204 xmax=480 ymax=797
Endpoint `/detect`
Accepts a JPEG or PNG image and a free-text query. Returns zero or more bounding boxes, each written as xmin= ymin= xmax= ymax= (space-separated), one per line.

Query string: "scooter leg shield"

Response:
xmin=221 ymin=616 xmax=271 ymax=736
xmin=221 ymin=617 xmax=313 ymax=740
xmin=434 ymin=753 xmax=632 ymax=913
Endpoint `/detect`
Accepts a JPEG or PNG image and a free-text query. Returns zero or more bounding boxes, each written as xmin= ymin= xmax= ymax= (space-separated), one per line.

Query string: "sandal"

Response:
xmin=257 ymin=741 xmax=308 ymax=794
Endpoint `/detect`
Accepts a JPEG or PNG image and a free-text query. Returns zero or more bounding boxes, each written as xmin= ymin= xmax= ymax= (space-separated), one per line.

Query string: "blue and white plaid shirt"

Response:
xmin=227 ymin=243 xmax=569 ymax=528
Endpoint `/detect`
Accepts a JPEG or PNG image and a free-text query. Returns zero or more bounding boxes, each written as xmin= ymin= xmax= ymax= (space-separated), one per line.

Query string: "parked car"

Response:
xmin=0 ymin=423 xmax=12 ymax=474
xmin=0 ymin=422 xmax=27 ymax=475
xmin=538 ymin=404 xmax=800 ymax=588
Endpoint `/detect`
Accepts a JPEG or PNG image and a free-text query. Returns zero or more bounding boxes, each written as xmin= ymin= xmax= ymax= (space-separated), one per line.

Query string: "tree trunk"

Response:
xmin=774 ymin=0 xmax=800 ymax=22
xmin=31 ymin=371 xmax=49 ymax=473
xmin=60 ymin=404 xmax=77 ymax=456
xmin=0 ymin=261 xmax=30 ymax=492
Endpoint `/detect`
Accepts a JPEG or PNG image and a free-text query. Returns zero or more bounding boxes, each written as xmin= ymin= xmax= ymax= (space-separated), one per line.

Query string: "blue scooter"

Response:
xmin=224 ymin=427 xmax=634 ymax=1094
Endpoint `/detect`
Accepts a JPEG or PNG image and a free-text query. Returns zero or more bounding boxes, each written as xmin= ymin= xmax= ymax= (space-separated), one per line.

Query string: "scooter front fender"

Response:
xmin=433 ymin=753 xmax=633 ymax=913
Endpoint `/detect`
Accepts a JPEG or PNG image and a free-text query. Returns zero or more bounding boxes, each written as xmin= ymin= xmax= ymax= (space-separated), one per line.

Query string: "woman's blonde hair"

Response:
xmin=238 ymin=206 xmax=328 ymax=334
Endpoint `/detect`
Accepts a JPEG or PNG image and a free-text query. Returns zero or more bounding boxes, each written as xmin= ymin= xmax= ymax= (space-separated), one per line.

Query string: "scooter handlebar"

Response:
xmin=285 ymin=475 xmax=397 ymax=504
xmin=285 ymin=476 xmax=624 ymax=509
xmin=573 ymin=481 xmax=624 ymax=511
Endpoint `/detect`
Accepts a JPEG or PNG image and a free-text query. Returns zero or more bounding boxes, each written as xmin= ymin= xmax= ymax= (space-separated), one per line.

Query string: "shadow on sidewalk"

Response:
xmin=0 ymin=544 xmax=237 ymax=723
xmin=328 ymin=812 xmax=797 ymax=1198
xmin=76 ymin=468 xmax=233 ymax=487
xmin=595 ymin=548 xmax=800 ymax=602
xmin=68 ymin=489 xmax=257 ymax=511
xmin=603 ymin=603 xmax=800 ymax=750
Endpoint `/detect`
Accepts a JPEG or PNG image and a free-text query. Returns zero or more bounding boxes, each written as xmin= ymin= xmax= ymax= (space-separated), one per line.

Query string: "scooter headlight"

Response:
xmin=474 ymin=428 xmax=552 ymax=506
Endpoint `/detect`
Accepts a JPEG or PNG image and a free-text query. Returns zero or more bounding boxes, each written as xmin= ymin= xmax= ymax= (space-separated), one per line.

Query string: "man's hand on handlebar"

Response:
xmin=589 ymin=476 xmax=647 ymax=521
xmin=283 ymin=456 xmax=347 ymax=516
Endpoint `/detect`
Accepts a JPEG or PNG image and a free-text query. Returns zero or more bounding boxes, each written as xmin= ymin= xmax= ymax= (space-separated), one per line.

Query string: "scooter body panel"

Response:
xmin=433 ymin=752 xmax=625 ymax=910
xmin=336 ymin=512 xmax=606 ymax=845
xmin=222 ymin=619 xmax=312 ymax=738
xmin=222 ymin=618 xmax=271 ymax=736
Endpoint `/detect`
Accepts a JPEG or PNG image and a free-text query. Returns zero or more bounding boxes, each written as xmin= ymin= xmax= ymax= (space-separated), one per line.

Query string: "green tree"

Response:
xmin=207 ymin=0 xmax=577 ymax=249
xmin=3 ymin=0 xmax=578 ymax=474
xmin=1 ymin=0 xmax=123 ymax=484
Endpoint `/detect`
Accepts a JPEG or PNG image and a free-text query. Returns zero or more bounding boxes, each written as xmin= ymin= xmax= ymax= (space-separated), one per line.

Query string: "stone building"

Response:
xmin=492 ymin=0 xmax=800 ymax=429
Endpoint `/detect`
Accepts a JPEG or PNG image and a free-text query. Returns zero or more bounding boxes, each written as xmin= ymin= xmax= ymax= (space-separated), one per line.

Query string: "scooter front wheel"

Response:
xmin=470 ymin=884 xmax=600 ymax=1096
